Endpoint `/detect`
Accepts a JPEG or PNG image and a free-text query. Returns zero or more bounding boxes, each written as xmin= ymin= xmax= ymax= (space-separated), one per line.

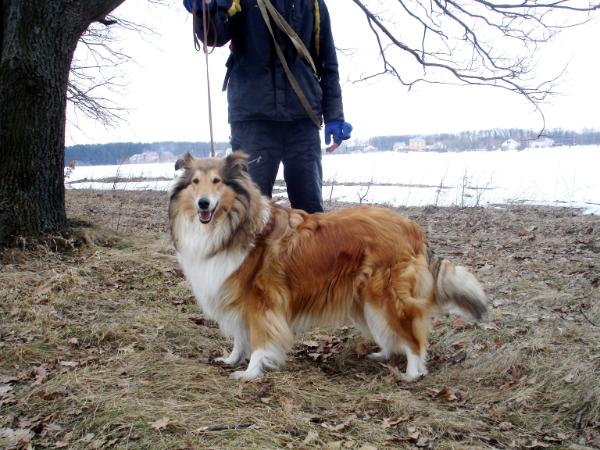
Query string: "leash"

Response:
xmin=192 ymin=0 xmax=216 ymax=157
xmin=256 ymin=0 xmax=322 ymax=129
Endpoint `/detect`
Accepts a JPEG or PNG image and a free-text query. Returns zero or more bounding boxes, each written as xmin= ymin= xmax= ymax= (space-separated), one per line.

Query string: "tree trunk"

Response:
xmin=0 ymin=0 xmax=124 ymax=245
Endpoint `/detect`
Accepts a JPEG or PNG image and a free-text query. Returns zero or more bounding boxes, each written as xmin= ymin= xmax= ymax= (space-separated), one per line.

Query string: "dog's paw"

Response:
xmin=367 ymin=351 xmax=389 ymax=362
xmin=400 ymin=371 xmax=426 ymax=383
xmin=229 ymin=369 xmax=263 ymax=381
xmin=213 ymin=354 xmax=240 ymax=366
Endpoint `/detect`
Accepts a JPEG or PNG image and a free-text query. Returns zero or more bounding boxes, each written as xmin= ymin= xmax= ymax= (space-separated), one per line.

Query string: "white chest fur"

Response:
xmin=174 ymin=219 xmax=249 ymax=337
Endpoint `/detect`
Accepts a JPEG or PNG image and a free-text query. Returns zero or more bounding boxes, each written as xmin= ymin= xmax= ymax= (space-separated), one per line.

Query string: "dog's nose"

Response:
xmin=198 ymin=198 xmax=211 ymax=210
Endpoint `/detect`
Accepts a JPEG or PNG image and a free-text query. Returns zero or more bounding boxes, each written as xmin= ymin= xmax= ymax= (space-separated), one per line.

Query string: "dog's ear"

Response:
xmin=224 ymin=151 xmax=249 ymax=174
xmin=175 ymin=152 xmax=194 ymax=171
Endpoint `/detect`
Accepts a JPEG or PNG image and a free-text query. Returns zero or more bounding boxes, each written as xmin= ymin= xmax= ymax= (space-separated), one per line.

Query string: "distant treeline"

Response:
xmin=65 ymin=128 xmax=600 ymax=165
xmin=360 ymin=128 xmax=600 ymax=153
xmin=65 ymin=141 xmax=229 ymax=165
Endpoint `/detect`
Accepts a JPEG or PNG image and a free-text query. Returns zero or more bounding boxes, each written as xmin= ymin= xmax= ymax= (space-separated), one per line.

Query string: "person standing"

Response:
xmin=184 ymin=0 xmax=352 ymax=213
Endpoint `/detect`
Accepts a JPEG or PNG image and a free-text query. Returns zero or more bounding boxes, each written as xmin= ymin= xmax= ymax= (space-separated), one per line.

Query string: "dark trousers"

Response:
xmin=230 ymin=120 xmax=324 ymax=213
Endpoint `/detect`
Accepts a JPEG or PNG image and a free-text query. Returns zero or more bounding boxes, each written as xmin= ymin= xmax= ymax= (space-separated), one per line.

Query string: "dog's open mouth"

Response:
xmin=198 ymin=209 xmax=215 ymax=224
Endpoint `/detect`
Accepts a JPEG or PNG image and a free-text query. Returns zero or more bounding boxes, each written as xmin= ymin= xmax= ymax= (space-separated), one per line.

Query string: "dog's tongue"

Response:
xmin=199 ymin=210 xmax=212 ymax=222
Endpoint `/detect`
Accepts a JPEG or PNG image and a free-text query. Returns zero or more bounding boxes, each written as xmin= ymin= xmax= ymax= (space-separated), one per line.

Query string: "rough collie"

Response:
xmin=169 ymin=151 xmax=487 ymax=381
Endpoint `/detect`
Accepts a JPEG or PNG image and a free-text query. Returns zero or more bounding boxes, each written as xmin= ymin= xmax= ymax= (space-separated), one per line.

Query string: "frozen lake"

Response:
xmin=66 ymin=146 xmax=600 ymax=214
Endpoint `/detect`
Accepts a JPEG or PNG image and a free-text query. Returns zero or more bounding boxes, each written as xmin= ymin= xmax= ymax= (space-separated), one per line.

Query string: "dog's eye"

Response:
xmin=212 ymin=177 xmax=221 ymax=184
xmin=192 ymin=178 xmax=199 ymax=184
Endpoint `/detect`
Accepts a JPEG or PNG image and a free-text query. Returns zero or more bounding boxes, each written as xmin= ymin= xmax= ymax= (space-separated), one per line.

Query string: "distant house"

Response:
xmin=501 ymin=139 xmax=521 ymax=151
xmin=127 ymin=153 xmax=146 ymax=164
xmin=362 ymin=145 xmax=378 ymax=153
xmin=393 ymin=141 xmax=407 ymax=151
xmin=428 ymin=142 xmax=447 ymax=152
xmin=408 ymin=137 xmax=427 ymax=151
xmin=529 ymin=137 xmax=554 ymax=148
xmin=159 ymin=151 xmax=176 ymax=162
xmin=127 ymin=151 xmax=170 ymax=164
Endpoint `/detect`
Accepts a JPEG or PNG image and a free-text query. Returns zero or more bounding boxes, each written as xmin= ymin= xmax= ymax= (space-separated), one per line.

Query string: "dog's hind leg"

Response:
xmin=363 ymin=303 xmax=399 ymax=363
xmin=403 ymin=344 xmax=428 ymax=381
xmin=365 ymin=303 xmax=428 ymax=381
xmin=362 ymin=267 xmax=431 ymax=381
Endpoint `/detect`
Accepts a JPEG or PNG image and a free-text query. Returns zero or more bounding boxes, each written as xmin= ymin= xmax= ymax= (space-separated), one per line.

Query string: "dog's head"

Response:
xmin=169 ymin=151 xmax=254 ymax=227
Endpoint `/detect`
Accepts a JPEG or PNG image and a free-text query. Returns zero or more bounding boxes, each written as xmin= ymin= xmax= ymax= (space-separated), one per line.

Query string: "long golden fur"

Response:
xmin=169 ymin=151 xmax=487 ymax=380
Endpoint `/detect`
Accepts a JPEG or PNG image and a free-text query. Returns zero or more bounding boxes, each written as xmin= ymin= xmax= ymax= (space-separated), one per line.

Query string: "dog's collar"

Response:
xmin=255 ymin=207 xmax=275 ymax=240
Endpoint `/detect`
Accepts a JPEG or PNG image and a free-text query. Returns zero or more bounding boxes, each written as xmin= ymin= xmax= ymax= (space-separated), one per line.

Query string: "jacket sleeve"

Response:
xmin=316 ymin=1 xmax=344 ymax=122
xmin=193 ymin=0 xmax=240 ymax=47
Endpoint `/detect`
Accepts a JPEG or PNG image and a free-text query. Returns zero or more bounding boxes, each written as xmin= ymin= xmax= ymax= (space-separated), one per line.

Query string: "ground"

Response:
xmin=1 ymin=189 xmax=599 ymax=449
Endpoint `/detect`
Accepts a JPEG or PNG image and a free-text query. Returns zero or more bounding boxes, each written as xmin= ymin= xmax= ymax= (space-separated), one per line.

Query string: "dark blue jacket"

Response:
xmin=194 ymin=0 xmax=344 ymax=125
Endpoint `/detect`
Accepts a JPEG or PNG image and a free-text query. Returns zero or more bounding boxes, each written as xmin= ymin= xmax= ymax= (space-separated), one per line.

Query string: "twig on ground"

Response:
xmin=195 ymin=423 xmax=253 ymax=432
xmin=580 ymin=306 xmax=599 ymax=328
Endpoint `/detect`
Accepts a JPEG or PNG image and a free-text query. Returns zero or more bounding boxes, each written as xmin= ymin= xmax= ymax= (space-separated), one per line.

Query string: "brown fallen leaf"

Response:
xmin=435 ymin=386 xmax=458 ymax=401
xmin=317 ymin=335 xmax=333 ymax=348
xmin=59 ymin=360 xmax=78 ymax=368
xmin=36 ymin=390 xmax=63 ymax=401
xmin=382 ymin=415 xmax=409 ymax=428
xmin=354 ymin=341 xmax=369 ymax=358
xmin=416 ymin=436 xmax=432 ymax=448
xmin=322 ymin=415 xmax=355 ymax=432
xmin=407 ymin=426 xmax=420 ymax=442
xmin=308 ymin=352 xmax=322 ymax=361
xmin=117 ymin=344 xmax=135 ymax=354
xmin=278 ymin=396 xmax=296 ymax=414
xmin=523 ymin=439 xmax=551 ymax=448
xmin=451 ymin=317 xmax=466 ymax=328
xmin=0 ymin=375 xmax=18 ymax=384
xmin=303 ymin=430 xmax=320 ymax=445
xmin=564 ymin=373 xmax=576 ymax=383
xmin=493 ymin=336 xmax=503 ymax=348
xmin=188 ymin=315 xmax=206 ymax=325
xmin=80 ymin=433 xmax=95 ymax=443
xmin=31 ymin=365 xmax=49 ymax=386
xmin=380 ymin=363 xmax=404 ymax=383
xmin=499 ymin=421 xmax=514 ymax=431
xmin=150 ymin=417 xmax=170 ymax=430
xmin=0 ymin=427 xmax=34 ymax=449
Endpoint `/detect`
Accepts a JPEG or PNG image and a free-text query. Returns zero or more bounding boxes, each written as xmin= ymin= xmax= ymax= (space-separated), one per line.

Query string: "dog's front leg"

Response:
xmin=229 ymin=344 xmax=287 ymax=380
xmin=214 ymin=336 xmax=249 ymax=366
xmin=229 ymin=309 xmax=292 ymax=381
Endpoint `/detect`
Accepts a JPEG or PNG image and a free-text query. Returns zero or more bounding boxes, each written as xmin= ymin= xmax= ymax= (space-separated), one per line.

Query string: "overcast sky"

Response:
xmin=65 ymin=0 xmax=600 ymax=146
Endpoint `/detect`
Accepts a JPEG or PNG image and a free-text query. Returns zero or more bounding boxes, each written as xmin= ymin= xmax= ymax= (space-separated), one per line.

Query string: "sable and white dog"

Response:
xmin=169 ymin=151 xmax=487 ymax=381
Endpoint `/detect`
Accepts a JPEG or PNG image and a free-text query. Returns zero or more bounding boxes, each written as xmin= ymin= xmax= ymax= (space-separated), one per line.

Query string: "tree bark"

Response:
xmin=0 ymin=0 xmax=124 ymax=245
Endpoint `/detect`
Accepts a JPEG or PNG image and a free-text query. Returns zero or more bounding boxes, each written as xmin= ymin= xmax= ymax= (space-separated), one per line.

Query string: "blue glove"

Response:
xmin=183 ymin=0 xmax=210 ymax=13
xmin=324 ymin=120 xmax=353 ymax=146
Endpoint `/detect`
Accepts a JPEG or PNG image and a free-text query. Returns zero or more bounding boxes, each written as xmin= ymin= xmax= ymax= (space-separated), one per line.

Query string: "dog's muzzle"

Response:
xmin=198 ymin=197 xmax=215 ymax=224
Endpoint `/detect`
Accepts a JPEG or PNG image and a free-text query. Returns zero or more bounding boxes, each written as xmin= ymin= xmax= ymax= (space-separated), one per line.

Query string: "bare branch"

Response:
xmin=67 ymin=12 xmax=157 ymax=128
xmin=350 ymin=0 xmax=599 ymax=109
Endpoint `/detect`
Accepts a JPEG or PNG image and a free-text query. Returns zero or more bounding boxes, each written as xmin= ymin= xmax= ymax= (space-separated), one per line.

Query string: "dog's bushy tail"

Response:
xmin=427 ymin=247 xmax=487 ymax=320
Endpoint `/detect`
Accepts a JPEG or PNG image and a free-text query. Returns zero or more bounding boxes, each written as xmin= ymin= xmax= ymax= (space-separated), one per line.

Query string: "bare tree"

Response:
xmin=351 ymin=0 xmax=599 ymax=113
xmin=0 ymin=0 xmax=125 ymax=245
xmin=68 ymin=18 xmax=129 ymax=128
xmin=67 ymin=15 xmax=155 ymax=128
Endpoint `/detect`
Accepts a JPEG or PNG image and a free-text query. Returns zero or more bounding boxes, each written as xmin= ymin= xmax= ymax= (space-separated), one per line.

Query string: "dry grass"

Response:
xmin=1 ymin=190 xmax=599 ymax=449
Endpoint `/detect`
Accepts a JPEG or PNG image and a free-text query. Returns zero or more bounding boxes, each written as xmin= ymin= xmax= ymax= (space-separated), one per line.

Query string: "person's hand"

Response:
xmin=183 ymin=0 xmax=211 ymax=13
xmin=324 ymin=120 xmax=353 ymax=153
